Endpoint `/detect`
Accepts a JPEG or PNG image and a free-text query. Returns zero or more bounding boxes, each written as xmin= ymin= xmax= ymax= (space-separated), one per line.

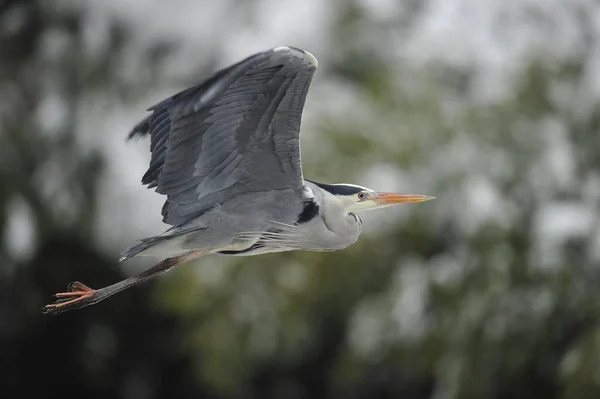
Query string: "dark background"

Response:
xmin=2 ymin=1 xmax=600 ymax=398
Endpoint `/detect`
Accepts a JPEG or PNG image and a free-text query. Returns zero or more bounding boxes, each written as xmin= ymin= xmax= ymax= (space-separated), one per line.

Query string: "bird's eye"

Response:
xmin=358 ymin=192 xmax=366 ymax=200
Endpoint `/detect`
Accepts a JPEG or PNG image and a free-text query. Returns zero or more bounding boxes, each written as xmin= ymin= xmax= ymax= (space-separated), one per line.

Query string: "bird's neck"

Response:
xmin=319 ymin=191 xmax=362 ymax=245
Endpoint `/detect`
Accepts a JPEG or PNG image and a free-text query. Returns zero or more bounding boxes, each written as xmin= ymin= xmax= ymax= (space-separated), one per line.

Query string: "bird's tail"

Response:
xmin=119 ymin=225 xmax=206 ymax=262
xmin=119 ymin=237 xmax=165 ymax=262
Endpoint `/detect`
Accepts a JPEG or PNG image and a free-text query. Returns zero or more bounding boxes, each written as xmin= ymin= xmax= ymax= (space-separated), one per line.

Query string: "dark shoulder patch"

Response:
xmin=297 ymin=200 xmax=320 ymax=224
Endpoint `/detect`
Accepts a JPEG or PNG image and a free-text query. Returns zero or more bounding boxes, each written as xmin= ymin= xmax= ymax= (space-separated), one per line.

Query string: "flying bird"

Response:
xmin=44 ymin=47 xmax=433 ymax=315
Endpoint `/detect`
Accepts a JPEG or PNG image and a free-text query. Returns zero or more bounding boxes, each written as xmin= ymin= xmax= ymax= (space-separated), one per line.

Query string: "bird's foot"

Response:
xmin=43 ymin=281 xmax=98 ymax=315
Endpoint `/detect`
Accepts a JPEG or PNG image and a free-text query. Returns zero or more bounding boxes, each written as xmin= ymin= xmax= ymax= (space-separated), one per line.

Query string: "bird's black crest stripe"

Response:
xmin=305 ymin=180 xmax=364 ymax=196
xmin=296 ymin=200 xmax=319 ymax=224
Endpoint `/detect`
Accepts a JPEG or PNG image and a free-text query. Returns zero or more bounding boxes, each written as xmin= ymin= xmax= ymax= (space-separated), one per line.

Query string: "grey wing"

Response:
xmin=129 ymin=47 xmax=318 ymax=226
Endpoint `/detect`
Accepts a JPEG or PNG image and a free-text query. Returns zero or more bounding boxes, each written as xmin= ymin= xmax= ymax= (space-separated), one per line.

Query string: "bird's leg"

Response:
xmin=43 ymin=250 xmax=207 ymax=315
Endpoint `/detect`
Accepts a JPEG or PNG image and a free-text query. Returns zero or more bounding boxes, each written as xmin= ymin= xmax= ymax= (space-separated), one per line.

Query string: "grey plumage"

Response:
xmin=129 ymin=48 xmax=314 ymax=227
xmin=44 ymin=46 xmax=433 ymax=315
xmin=121 ymin=47 xmax=326 ymax=260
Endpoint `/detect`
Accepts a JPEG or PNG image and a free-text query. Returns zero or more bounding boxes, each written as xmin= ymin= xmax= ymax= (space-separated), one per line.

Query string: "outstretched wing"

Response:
xmin=129 ymin=47 xmax=317 ymax=226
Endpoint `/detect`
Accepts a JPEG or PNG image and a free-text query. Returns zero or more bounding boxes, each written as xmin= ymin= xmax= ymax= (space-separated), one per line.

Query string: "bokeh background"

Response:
xmin=2 ymin=0 xmax=600 ymax=398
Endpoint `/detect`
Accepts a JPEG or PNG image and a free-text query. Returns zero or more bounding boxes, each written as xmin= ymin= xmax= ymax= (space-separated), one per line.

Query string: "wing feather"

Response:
xmin=129 ymin=47 xmax=317 ymax=226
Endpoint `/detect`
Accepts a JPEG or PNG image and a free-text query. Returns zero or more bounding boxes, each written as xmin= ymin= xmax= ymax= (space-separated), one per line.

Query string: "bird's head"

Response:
xmin=311 ymin=182 xmax=434 ymax=213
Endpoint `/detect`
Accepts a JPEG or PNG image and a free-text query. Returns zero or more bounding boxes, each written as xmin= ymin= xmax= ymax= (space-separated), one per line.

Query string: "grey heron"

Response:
xmin=44 ymin=47 xmax=433 ymax=315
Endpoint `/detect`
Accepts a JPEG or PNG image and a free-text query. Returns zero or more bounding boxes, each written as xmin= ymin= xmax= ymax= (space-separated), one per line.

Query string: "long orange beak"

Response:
xmin=373 ymin=192 xmax=435 ymax=205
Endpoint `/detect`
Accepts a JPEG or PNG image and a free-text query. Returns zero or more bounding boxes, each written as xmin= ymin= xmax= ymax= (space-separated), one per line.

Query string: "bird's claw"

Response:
xmin=43 ymin=281 xmax=97 ymax=315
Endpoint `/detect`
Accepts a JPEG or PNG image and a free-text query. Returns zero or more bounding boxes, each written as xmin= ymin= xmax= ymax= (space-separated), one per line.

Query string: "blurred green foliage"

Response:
xmin=1 ymin=1 xmax=600 ymax=399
